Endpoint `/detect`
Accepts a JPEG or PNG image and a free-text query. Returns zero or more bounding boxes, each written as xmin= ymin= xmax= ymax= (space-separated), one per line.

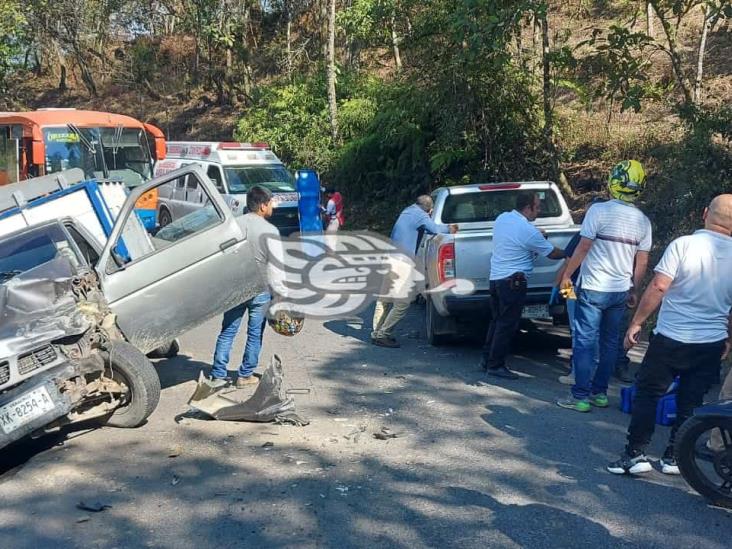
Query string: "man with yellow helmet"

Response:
xmin=556 ymin=160 xmax=652 ymax=413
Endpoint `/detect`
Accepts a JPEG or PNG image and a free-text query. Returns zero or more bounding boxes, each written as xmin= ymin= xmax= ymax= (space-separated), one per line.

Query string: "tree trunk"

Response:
xmin=286 ymin=7 xmax=293 ymax=78
xmin=326 ymin=0 xmax=339 ymax=142
xmin=59 ymin=65 xmax=67 ymax=91
xmin=539 ymin=10 xmax=573 ymax=199
xmin=321 ymin=0 xmax=329 ymax=59
xmin=693 ymin=5 xmax=713 ymax=104
xmin=77 ymin=57 xmax=98 ymax=97
xmin=34 ymin=50 xmax=42 ymax=76
xmin=651 ymin=1 xmax=693 ymax=106
xmin=646 ymin=2 xmax=654 ymax=37
xmin=390 ymin=15 xmax=403 ymax=71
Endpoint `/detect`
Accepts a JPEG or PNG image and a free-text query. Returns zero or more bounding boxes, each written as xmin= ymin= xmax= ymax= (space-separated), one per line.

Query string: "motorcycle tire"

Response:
xmin=675 ymin=415 xmax=732 ymax=509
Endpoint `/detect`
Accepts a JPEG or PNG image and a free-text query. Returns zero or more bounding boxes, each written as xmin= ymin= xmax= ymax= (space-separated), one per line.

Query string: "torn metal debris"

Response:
xmin=188 ymin=355 xmax=309 ymax=426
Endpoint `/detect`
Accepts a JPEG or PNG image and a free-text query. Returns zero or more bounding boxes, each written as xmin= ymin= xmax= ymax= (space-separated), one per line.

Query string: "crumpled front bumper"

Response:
xmin=0 ymin=363 xmax=78 ymax=451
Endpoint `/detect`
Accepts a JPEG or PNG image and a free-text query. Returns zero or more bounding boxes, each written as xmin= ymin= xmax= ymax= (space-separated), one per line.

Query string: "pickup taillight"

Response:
xmin=437 ymin=242 xmax=455 ymax=283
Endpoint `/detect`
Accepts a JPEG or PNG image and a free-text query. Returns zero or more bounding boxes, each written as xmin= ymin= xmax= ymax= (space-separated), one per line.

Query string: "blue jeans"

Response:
xmin=566 ymin=298 xmax=599 ymax=374
xmin=571 ymin=288 xmax=628 ymax=399
xmin=211 ymin=292 xmax=271 ymax=379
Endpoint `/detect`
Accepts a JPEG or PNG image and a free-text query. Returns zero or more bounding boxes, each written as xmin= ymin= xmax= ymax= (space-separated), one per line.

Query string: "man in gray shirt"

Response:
xmin=210 ymin=186 xmax=280 ymax=388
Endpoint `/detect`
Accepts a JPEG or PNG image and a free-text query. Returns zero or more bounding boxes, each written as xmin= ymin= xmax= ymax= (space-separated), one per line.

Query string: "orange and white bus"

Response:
xmin=0 ymin=109 xmax=166 ymax=229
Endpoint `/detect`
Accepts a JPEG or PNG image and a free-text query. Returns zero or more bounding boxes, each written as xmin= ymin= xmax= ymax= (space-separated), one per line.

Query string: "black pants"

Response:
xmin=627 ymin=333 xmax=724 ymax=453
xmin=482 ymin=277 xmax=527 ymax=369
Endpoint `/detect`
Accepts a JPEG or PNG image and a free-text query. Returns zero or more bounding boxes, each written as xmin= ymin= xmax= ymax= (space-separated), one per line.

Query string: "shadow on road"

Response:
xmin=153 ymin=354 xmax=211 ymax=390
xmin=2 ymin=307 xmax=729 ymax=548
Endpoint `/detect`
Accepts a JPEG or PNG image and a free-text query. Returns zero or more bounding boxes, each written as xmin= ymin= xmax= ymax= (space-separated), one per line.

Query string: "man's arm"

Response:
xmin=624 ymin=272 xmax=673 ymax=349
xmin=418 ymin=210 xmax=455 ymax=235
xmin=548 ymin=247 xmax=566 ymax=260
xmin=560 ymin=237 xmax=593 ymax=287
xmin=628 ymin=251 xmax=650 ymax=307
xmin=555 ymin=259 xmax=570 ymax=286
xmin=724 ymin=311 xmax=732 ymax=360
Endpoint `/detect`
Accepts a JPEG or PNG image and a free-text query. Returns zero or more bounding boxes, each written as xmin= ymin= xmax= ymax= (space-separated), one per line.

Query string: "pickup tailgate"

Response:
xmin=454 ymin=226 xmax=577 ymax=292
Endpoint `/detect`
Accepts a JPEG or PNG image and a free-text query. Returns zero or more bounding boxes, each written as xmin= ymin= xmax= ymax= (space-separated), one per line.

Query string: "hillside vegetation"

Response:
xmin=1 ymin=0 xmax=730 ymax=246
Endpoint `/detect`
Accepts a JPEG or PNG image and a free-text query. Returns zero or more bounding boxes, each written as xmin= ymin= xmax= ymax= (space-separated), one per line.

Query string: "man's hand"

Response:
xmin=625 ymin=323 xmax=642 ymax=350
xmin=722 ymin=340 xmax=731 ymax=361
xmin=559 ymin=277 xmax=576 ymax=300
xmin=627 ymin=291 xmax=639 ymax=308
xmin=449 ymin=224 xmax=459 ymax=234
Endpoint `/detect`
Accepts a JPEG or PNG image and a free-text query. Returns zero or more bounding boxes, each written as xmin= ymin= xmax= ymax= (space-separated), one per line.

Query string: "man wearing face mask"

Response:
xmin=480 ymin=191 xmax=566 ymax=380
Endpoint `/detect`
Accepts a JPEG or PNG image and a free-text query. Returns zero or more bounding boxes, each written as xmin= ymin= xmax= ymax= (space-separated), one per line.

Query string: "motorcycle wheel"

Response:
xmin=675 ymin=416 xmax=732 ymax=509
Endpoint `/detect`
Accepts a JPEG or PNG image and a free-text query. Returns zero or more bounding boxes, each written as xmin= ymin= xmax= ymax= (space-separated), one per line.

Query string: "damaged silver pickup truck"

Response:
xmin=0 ymin=165 xmax=260 ymax=450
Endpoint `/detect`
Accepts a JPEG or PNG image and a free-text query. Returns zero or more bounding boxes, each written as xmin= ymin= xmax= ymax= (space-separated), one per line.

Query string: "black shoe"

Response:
xmin=607 ymin=451 xmax=652 ymax=475
xmin=371 ymin=336 xmax=400 ymax=348
xmin=486 ymin=366 xmax=519 ymax=380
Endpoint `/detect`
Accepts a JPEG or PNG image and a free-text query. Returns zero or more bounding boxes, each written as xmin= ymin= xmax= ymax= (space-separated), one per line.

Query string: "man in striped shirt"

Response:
xmin=557 ymin=161 xmax=652 ymax=412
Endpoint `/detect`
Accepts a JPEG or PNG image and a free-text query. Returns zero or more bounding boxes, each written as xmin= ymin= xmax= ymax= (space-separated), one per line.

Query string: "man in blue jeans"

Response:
xmin=210 ymin=186 xmax=280 ymax=388
xmin=557 ymin=160 xmax=652 ymax=412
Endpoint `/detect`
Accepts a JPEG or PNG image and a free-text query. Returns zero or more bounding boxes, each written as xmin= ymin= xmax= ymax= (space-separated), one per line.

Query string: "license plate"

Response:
xmin=273 ymin=192 xmax=299 ymax=204
xmin=0 ymin=386 xmax=56 ymax=435
xmin=522 ymin=304 xmax=550 ymax=320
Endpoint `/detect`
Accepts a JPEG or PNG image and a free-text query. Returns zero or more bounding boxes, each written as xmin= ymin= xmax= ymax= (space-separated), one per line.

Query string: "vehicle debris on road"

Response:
xmin=76 ymin=501 xmax=112 ymax=513
xmin=373 ymin=426 xmax=400 ymax=440
xmin=188 ymin=355 xmax=309 ymax=425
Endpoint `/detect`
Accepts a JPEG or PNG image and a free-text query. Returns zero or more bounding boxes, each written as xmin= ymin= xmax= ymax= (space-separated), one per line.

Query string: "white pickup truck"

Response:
xmin=419 ymin=181 xmax=579 ymax=345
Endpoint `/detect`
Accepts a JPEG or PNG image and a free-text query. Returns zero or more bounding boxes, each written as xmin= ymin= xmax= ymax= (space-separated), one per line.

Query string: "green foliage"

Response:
xmin=0 ymin=0 xmax=26 ymax=93
xmin=642 ymin=108 xmax=732 ymax=249
xmin=581 ymin=25 xmax=657 ymax=113
xmin=235 ymin=76 xmax=335 ymax=170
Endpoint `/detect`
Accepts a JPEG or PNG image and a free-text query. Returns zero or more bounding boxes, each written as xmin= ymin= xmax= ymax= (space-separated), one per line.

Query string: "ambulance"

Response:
xmin=154 ymin=142 xmax=300 ymax=235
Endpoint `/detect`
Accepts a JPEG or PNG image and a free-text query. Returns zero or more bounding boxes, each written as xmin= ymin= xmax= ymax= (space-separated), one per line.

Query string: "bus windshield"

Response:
xmin=43 ymin=126 xmax=153 ymax=188
xmin=224 ymin=165 xmax=295 ymax=193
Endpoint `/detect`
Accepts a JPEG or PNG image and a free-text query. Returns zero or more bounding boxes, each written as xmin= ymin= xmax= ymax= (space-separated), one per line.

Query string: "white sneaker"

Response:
xmin=660 ymin=451 xmax=680 ymax=475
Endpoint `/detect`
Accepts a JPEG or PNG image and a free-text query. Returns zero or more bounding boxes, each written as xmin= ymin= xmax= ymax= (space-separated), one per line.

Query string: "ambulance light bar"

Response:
xmin=218 ymin=142 xmax=270 ymax=150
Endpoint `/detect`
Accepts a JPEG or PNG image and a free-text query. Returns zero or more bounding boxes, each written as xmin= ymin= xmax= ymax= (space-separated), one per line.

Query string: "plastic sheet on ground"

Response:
xmin=188 ymin=355 xmax=309 ymax=426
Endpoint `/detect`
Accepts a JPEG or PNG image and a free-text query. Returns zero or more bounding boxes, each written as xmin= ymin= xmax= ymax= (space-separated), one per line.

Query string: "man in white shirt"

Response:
xmin=481 ymin=192 xmax=565 ymax=379
xmin=557 ymin=160 xmax=652 ymax=412
xmin=607 ymin=194 xmax=732 ymax=475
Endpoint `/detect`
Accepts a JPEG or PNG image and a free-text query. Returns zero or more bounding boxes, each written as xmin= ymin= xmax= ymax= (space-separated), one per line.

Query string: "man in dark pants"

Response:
xmin=608 ymin=194 xmax=732 ymax=475
xmin=480 ymin=191 xmax=566 ymax=379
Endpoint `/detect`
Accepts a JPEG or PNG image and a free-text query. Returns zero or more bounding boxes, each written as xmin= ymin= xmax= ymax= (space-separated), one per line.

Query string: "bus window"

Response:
xmin=100 ymin=128 xmax=152 ymax=188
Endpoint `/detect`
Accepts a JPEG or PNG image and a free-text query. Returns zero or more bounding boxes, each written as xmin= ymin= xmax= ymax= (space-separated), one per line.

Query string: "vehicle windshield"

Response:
xmin=224 ymin=165 xmax=295 ymax=193
xmin=43 ymin=126 xmax=153 ymax=188
xmin=0 ymin=224 xmax=75 ymax=284
xmin=441 ymin=189 xmax=563 ymax=224
xmin=99 ymin=127 xmax=153 ymax=188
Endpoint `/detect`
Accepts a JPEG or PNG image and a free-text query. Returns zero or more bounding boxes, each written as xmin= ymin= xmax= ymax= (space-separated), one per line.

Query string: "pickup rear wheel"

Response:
xmin=103 ymin=342 xmax=161 ymax=428
xmin=426 ymin=296 xmax=450 ymax=346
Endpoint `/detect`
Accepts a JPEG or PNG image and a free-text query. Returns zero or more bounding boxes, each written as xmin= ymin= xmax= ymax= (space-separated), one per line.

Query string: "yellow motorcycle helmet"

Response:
xmin=608 ymin=160 xmax=646 ymax=203
xmin=268 ymin=309 xmax=305 ymax=337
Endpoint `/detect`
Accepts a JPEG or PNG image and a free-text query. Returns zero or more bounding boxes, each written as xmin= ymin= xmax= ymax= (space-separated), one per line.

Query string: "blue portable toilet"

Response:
xmin=295 ymin=169 xmax=323 ymax=234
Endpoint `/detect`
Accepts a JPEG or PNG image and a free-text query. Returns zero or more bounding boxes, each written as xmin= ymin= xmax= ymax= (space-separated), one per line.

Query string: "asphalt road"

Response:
xmin=1 ymin=305 xmax=730 ymax=548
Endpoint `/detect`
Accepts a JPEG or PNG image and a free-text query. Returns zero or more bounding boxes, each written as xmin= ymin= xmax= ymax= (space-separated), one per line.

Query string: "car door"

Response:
xmin=95 ymin=165 xmax=260 ymax=354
